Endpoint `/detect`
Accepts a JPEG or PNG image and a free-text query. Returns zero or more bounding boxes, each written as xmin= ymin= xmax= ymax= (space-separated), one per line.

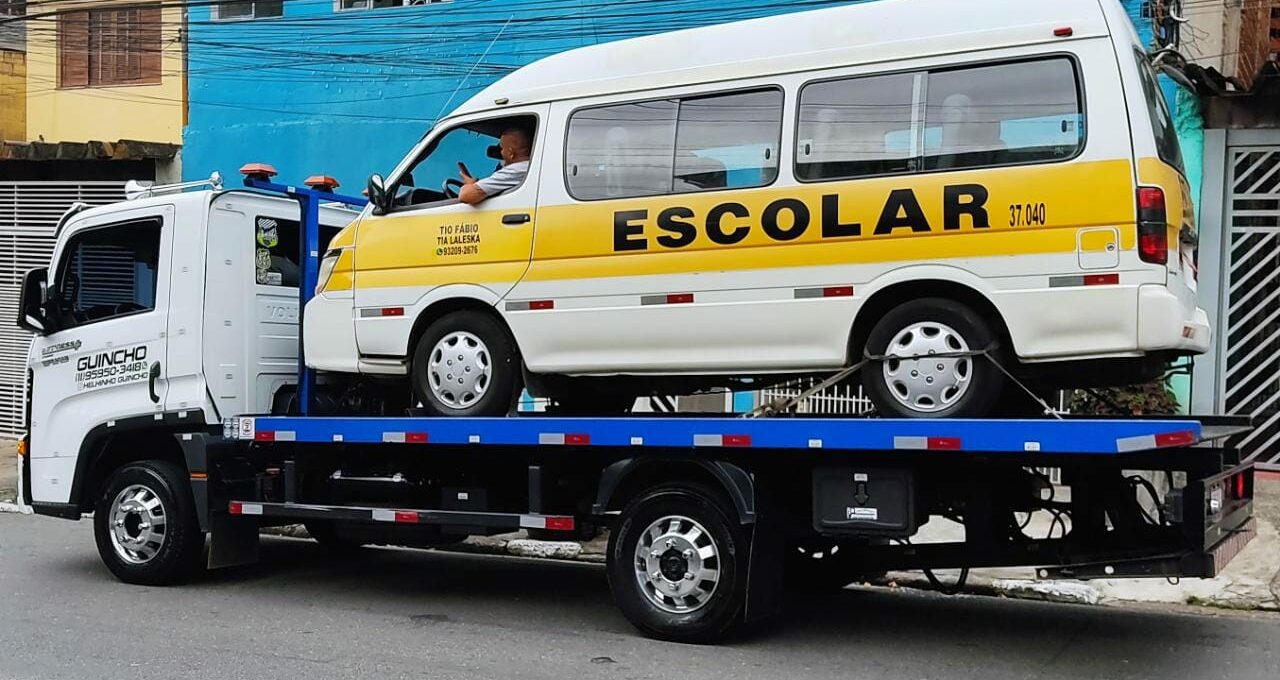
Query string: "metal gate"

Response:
xmin=0 ymin=181 xmax=125 ymax=438
xmin=1221 ymin=145 xmax=1280 ymax=466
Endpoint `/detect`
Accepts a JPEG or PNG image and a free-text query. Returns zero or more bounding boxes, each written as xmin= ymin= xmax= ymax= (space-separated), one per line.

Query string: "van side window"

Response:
xmin=796 ymin=73 xmax=917 ymax=181
xmin=673 ymin=89 xmax=782 ymax=193
xmin=922 ymin=58 xmax=1082 ymax=171
xmin=53 ymin=219 xmax=161 ymax=329
xmin=566 ymin=100 xmax=678 ymax=200
xmin=565 ymin=88 xmax=783 ymax=200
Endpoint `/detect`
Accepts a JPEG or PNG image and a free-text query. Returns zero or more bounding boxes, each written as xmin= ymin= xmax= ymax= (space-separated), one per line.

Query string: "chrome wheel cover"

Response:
xmin=633 ymin=515 xmax=721 ymax=614
xmin=108 ymin=484 xmax=168 ymax=565
xmin=881 ymin=320 xmax=973 ymax=413
xmin=427 ymin=331 xmax=492 ymax=409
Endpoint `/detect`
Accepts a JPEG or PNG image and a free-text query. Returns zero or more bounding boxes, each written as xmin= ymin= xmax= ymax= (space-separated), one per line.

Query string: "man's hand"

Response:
xmin=458 ymin=163 xmax=476 ymax=185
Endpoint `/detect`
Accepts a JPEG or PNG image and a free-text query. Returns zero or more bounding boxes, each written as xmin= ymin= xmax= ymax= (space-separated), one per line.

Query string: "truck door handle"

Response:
xmin=502 ymin=213 xmax=531 ymax=225
xmin=148 ymin=361 xmax=161 ymax=404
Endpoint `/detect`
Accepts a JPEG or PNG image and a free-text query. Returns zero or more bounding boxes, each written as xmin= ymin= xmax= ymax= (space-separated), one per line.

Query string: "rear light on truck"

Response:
xmin=1137 ymin=186 xmax=1168 ymax=265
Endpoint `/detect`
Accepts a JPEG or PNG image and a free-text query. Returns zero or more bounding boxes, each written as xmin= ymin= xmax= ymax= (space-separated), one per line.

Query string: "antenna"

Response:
xmin=434 ymin=15 xmax=514 ymax=122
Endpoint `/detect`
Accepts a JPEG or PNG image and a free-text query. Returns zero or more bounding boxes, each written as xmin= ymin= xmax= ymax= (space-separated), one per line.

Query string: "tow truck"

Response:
xmin=15 ymin=168 xmax=1256 ymax=643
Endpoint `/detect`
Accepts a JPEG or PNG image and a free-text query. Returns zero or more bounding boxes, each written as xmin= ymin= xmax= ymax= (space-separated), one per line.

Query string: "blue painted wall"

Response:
xmin=184 ymin=0 xmax=864 ymax=189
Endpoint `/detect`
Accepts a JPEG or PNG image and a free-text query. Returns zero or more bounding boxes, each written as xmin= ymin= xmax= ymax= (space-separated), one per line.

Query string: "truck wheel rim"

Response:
xmin=881 ymin=321 xmax=973 ymax=413
xmin=427 ymin=331 xmax=491 ymax=408
xmin=108 ymin=484 xmax=167 ymax=565
xmin=633 ymin=515 xmax=721 ymax=614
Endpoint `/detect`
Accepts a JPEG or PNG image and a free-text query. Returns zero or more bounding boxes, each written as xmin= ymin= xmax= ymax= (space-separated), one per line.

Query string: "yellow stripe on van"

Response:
xmin=529 ymin=159 xmax=1136 ymax=281
xmin=349 ymin=159 xmax=1137 ymax=290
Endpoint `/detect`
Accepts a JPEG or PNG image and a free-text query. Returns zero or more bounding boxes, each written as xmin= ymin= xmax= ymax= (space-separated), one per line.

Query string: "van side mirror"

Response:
xmin=17 ymin=267 xmax=50 ymax=334
xmin=367 ymin=174 xmax=390 ymax=215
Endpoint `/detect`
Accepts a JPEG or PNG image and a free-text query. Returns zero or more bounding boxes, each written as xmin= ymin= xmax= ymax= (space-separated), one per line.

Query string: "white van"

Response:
xmin=305 ymin=0 xmax=1209 ymax=418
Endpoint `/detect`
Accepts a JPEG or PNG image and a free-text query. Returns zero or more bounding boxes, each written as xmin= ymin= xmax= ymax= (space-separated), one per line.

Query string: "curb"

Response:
xmin=862 ymin=572 xmax=1103 ymax=606
xmin=0 ymin=501 xmax=31 ymax=515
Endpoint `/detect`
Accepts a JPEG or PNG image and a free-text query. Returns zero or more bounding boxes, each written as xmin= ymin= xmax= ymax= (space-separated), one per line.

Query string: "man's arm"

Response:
xmin=458 ymin=168 xmax=487 ymax=205
xmin=459 ymin=180 xmax=487 ymax=205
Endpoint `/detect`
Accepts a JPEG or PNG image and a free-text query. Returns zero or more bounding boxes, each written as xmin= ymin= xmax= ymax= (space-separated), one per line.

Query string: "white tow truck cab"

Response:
xmin=18 ymin=174 xmax=354 ymax=511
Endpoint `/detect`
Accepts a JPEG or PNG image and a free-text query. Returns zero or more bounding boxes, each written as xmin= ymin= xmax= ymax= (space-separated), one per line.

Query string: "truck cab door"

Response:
xmin=25 ymin=204 xmax=174 ymax=504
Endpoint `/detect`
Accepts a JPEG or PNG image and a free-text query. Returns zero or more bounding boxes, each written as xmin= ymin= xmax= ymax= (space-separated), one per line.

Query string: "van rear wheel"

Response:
xmin=411 ymin=311 xmax=520 ymax=417
xmin=861 ymin=298 xmax=1004 ymax=418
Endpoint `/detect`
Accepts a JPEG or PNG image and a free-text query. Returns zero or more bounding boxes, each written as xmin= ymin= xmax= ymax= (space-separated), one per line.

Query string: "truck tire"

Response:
xmin=411 ymin=310 xmax=520 ymax=417
xmin=861 ymin=298 xmax=1005 ymax=418
xmin=607 ymin=483 xmax=747 ymax=643
xmin=93 ymin=460 xmax=205 ymax=586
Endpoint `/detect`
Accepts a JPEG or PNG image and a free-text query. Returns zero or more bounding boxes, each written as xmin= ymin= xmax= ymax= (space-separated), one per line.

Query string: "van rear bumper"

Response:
xmin=999 ymin=283 xmax=1209 ymax=361
xmin=1137 ymin=284 xmax=1211 ymax=355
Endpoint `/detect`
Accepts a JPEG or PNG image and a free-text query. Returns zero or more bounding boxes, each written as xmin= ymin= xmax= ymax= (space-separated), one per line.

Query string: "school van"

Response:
xmin=304 ymin=0 xmax=1209 ymax=418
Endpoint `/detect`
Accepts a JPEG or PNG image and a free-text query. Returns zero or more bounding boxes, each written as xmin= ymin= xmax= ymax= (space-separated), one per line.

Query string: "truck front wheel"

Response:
xmin=607 ymin=484 xmax=748 ymax=643
xmin=93 ymin=460 xmax=205 ymax=585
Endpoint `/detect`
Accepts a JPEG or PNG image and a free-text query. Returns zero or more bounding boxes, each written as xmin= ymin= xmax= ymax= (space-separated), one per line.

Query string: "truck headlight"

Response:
xmin=316 ymin=249 xmax=341 ymax=296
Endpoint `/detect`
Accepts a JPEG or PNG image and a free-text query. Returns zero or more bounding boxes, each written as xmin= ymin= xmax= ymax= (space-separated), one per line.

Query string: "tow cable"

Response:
xmin=746 ymin=344 xmax=1062 ymax=419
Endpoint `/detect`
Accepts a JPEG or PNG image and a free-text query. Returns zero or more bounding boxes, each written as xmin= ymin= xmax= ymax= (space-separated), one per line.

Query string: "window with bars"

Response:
xmin=336 ymin=0 xmax=450 ymax=10
xmin=213 ymin=1 xmax=283 ymax=20
xmin=58 ymin=5 xmax=161 ymax=88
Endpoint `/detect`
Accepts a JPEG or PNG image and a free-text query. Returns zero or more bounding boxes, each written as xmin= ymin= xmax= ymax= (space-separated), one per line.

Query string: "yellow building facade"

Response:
xmin=26 ymin=0 xmax=183 ymax=145
xmin=0 ymin=48 xmax=23 ymax=141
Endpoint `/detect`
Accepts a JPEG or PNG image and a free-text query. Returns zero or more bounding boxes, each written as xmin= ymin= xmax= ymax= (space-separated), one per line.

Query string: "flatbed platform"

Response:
xmin=230 ymin=415 xmax=1210 ymax=456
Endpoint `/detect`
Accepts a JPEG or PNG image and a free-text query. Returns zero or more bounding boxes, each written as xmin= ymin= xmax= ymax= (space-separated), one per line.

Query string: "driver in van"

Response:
xmin=458 ymin=127 xmax=533 ymax=205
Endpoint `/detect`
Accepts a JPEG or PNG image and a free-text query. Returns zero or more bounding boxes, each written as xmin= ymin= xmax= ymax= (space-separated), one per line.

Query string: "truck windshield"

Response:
xmin=1134 ymin=51 xmax=1185 ymax=174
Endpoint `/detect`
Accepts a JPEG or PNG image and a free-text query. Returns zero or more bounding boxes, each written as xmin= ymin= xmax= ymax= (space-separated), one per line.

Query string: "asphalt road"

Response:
xmin=2 ymin=514 xmax=1278 ymax=680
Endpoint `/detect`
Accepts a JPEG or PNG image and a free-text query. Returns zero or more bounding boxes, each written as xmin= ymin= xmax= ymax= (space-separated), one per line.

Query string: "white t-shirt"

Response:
xmin=475 ymin=161 xmax=530 ymax=197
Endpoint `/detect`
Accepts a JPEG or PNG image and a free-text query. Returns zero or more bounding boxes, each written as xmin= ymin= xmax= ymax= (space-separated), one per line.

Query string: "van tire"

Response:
xmin=861 ymin=298 xmax=1004 ymax=418
xmin=93 ymin=460 xmax=205 ymax=586
xmin=411 ymin=310 xmax=520 ymax=417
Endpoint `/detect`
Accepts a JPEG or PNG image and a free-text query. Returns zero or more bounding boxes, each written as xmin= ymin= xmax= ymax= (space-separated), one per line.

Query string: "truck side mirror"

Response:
xmin=367 ymin=174 xmax=390 ymax=215
xmin=17 ymin=267 xmax=49 ymax=334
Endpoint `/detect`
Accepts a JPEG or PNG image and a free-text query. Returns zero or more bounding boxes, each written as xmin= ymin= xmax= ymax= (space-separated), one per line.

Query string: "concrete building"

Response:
xmin=1174 ymin=0 xmax=1280 ymax=468
xmin=0 ymin=1 xmax=186 ymax=436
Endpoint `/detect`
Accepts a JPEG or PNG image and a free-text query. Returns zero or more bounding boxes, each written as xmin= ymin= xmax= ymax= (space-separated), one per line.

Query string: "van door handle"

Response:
xmin=502 ymin=213 xmax=531 ymax=225
xmin=148 ymin=361 xmax=161 ymax=404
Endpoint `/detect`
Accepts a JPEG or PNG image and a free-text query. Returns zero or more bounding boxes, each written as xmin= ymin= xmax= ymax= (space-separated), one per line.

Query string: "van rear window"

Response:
xmin=1133 ymin=50 xmax=1185 ymax=174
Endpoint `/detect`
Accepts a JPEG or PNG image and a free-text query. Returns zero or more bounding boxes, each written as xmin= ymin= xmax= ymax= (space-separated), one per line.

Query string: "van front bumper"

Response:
xmin=303 ymin=293 xmax=360 ymax=373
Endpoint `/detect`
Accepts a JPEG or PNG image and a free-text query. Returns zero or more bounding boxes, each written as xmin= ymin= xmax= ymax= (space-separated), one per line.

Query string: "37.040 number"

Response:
xmin=1009 ymin=203 xmax=1047 ymax=227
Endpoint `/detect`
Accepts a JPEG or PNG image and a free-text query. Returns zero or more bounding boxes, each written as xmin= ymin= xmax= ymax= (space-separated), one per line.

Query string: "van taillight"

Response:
xmin=1137 ymin=186 xmax=1168 ymax=265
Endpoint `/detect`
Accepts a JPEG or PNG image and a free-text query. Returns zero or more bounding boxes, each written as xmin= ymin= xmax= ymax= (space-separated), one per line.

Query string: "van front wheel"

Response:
xmin=411 ymin=311 xmax=520 ymax=417
xmin=861 ymin=298 xmax=1004 ymax=418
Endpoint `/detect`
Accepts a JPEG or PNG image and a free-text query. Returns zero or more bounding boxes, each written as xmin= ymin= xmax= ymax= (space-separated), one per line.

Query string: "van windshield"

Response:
xmin=1133 ymin=51 xmax=1184 ymax=174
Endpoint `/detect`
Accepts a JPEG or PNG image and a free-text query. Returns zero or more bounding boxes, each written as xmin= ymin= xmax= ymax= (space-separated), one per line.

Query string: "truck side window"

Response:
xmin=53 ymin=218 xmax=161 ymax=329
xmin=253 ymin=215 xmax=340 ymax=287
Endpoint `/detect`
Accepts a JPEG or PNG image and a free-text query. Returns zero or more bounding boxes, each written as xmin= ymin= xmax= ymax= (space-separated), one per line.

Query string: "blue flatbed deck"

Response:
xmin=231 ymin=415 xmax=1211 ymax=455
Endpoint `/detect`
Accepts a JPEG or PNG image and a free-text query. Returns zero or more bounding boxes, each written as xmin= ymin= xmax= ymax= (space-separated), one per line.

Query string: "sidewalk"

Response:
xmin=0 ymin=440 xmax=16 ymax=503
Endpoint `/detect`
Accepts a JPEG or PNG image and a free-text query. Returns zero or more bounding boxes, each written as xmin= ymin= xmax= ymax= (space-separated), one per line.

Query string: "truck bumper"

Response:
xmin=1137 ymin=285 xmax=1211 ymax=355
